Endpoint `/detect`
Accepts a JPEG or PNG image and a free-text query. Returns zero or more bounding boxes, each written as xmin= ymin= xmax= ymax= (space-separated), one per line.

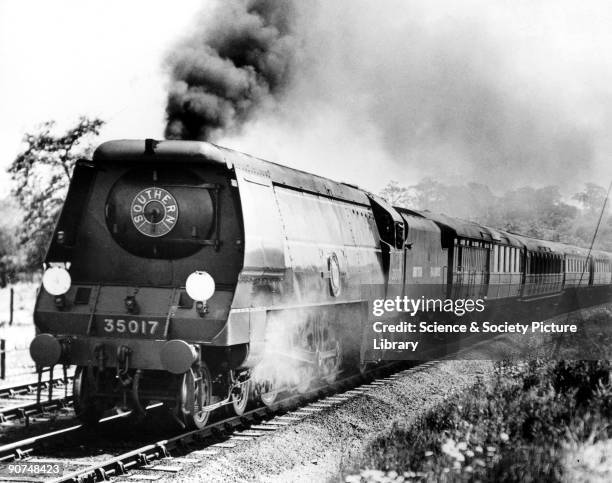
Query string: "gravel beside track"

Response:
xmin=0 ymin=363 xmax=419 ymax=482
xmin=38 ymin=361 xmax=491 ymax=482
xmin=151 ymin=360 xmax=493 ymax=483
xmin=36 ymin=365 xmax=408 ymax=483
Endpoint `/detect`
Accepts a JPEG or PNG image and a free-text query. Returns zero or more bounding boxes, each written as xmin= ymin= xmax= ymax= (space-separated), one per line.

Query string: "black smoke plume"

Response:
xmin=165 ymin=0 xmax=605 ymax=192
xmin=165 ymin=0 xmax=297 ymax=141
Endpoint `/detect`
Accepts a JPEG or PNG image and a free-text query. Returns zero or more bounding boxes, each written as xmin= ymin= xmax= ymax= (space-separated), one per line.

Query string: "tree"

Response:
xmin=572 ymin=183 xmax=607 ymax=215
xmin=0 ymin=196 xmax=22 ymax=282
xmin=379 ymin=179 xmax=598 ymax=248
xmin=8 ymin=117 xmax=105 ymax=269
xmin=380 ymin=181 xmax=412 ymax=207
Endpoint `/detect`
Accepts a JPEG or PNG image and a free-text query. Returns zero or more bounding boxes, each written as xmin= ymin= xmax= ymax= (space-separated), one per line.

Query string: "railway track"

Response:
xmin=0 ymin=395 xmax=72 ymax=425
xmin=0 ymin=361 xmax=439 ymax=482
xmin=0 ymin=375 xmax=74 ymax=399
xmin=0 ymin=376 xmax=74 ymax=426
xmin=0 ymin=402 xmax=165 ymax=462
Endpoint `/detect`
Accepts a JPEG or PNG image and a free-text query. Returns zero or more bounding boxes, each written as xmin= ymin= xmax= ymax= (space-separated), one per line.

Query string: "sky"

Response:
xmin=0 ymin=0 xmax=202 ymax=193
xmin=2 ymin=0 xmax=612 ymax=197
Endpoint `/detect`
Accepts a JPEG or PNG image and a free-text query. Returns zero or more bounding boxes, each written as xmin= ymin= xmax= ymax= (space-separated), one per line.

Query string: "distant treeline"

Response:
xmin=0 ymin=196 xmax=22 ymax=283
xmin=1 ymin=170 xmax=610 ymax=279
xmin=381 ymin=179 xmax=612 ymax=251
xmin=0 ymin=117 xmax=104 ymax=278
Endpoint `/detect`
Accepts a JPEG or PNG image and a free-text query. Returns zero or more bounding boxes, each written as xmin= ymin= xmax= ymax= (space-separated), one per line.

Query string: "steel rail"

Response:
xmin=0 ymin=396 xmax=73 ymax=424
xmin=0 ymin=403 xmax=163 ymax=463
xmin=0 ymin=376 xmax=74 ymax=399
xmin=49 ymin=362 xmax=429 ymax=483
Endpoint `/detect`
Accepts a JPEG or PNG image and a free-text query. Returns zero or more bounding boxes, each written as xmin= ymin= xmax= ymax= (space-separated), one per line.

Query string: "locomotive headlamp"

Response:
xmin=186 ymin=271 xmax=215 ymax=317
xmin=185 ymin=271 xmax=215 ymax=302
xmin=42 ymin=266 xmax=71 ymax=296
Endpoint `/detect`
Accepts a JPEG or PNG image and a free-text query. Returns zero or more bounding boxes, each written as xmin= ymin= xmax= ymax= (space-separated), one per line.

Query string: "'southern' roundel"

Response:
xmin=130 ymin=187 xmax=179 ymax=237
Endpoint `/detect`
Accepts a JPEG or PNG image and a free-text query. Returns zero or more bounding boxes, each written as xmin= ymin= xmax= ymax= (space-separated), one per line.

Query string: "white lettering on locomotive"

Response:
xmin=103 ymin=318 xmax=160 ymax=335
xmin=130 ymin=187 xmax=179 ymax=237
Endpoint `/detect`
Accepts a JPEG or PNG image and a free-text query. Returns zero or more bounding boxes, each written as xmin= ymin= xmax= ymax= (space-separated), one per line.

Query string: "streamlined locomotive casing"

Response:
xmin=32 ymin=141 xmax=247 ymax=371
xmin=31 ymin=139 xmax=388 ymax=374
xmin=231 ymin=154 xmax=388 ymax=367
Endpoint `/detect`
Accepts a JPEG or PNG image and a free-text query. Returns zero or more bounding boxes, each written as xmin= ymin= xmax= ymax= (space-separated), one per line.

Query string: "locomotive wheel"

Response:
xmin=319 ymin=324 xmax=342 ymax=383
xmin=73 ymin=366 xmax=105 ymax=425
xmin=231 ymin=379 xmax=250 ymax=416
xmin=179 ymin=365 xmax=212 ymax=429
xmin=296 ymin=365 xmax=314 ymax=394
xmin=321 ymin=339 xmax=342 ymax=384
xmin=293 ymin=316 xmax=317 ymax=394
xmin=259 ymin=381 xmax=279 ymax=407
xmin=253 ymin=362 xmax=280 ymax=408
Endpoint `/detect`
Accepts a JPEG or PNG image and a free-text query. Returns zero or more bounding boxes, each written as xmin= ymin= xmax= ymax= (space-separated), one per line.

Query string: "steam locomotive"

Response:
xmin=29 ymin=139 xmax=612 ymax=428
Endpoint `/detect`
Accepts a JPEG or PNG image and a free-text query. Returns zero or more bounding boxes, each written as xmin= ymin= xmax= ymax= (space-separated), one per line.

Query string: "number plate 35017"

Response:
xmin=94 ymin=316 xmax=167 ymax=339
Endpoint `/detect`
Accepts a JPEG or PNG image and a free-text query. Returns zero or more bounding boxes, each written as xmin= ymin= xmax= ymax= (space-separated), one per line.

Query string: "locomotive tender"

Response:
xmin=29 ymin=139 xmax=612 ymax=427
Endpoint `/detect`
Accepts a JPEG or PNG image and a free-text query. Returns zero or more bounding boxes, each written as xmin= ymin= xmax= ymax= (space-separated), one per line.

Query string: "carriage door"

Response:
xmin=367 ymin=195 xmax=405 ymax=298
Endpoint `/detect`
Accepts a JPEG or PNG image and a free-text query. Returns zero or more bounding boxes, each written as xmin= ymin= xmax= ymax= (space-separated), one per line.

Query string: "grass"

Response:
xmin=342 ymin=359 xmax=612 ymax=482
xmin=0 ymin=280 xmax=38 ymax=326
xmin=342 ymin=305 xmax=612 ymax=482
xmin=0 ymin=281 xmax=40 ymax=381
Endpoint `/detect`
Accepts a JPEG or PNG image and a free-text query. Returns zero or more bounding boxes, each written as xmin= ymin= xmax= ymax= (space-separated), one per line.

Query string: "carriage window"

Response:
xmin=551 ymin=256 xmax=554 ymax=273
xmin=515 ymin=250 xmax=520 ymax=272
xmin=495 ymin=247 xmax=499 ymax=272
xmin=492 ymin=246 xmax=497 ymax=272
xmin=514 ymin=248 xmax=521 ymax=273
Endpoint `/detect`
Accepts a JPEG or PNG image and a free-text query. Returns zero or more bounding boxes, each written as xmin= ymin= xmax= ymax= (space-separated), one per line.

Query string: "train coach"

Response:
xmin=402 ymin=208 xmax=612 ymax=304
xmin=29 ymin=139 xmax=612 ymax=428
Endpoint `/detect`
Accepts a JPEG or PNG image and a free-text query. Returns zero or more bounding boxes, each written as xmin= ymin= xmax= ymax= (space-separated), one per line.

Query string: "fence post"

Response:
xmin=1 ymin=339 xmax=5 ymax=380
xmin=9 ymin=288 xmax=14 ymax=326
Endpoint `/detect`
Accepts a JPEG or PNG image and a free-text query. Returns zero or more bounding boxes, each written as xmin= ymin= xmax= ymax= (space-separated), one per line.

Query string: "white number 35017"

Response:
xmin=103 ymin=319 xmax=159 ymax=336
